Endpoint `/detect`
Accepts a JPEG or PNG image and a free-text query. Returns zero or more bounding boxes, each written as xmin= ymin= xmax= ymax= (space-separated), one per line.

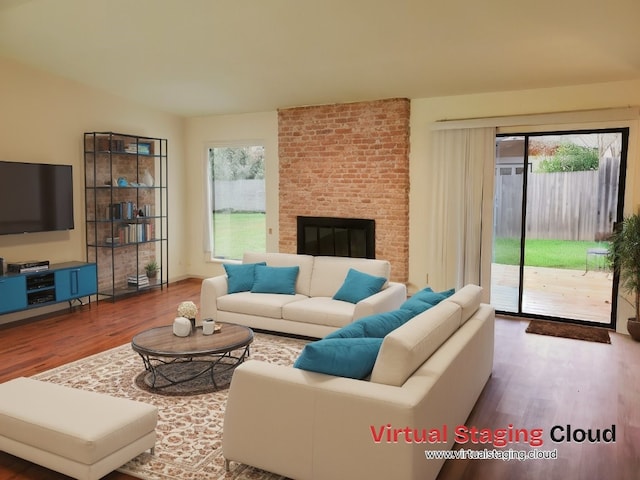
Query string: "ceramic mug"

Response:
xmin=202 ymin=318 xmax=216 ymax=335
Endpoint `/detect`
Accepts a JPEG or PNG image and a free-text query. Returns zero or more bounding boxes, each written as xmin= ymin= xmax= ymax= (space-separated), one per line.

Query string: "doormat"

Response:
xmin=526 ymin=319 xmax=611 ymax=344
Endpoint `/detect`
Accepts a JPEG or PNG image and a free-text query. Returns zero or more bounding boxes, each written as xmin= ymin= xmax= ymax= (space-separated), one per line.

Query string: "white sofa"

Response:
xmin=200 ymin=252 xmax=407 ymax=338
xmin=222 ymin=284 xmax=495 ymax=480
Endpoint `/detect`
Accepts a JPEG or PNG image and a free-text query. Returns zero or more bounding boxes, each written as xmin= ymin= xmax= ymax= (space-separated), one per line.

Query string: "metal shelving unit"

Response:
xmin=84 ymin=132 xmax=168 ymax=300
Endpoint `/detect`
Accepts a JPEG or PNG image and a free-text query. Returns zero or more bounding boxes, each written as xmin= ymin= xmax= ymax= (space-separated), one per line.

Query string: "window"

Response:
xmin=207 ymin=145 xmax=266 ymax=260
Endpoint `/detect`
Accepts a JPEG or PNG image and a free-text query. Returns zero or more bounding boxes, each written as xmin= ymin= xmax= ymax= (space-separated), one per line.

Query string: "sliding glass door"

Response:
xmin=491 ymin=129 xmax=628 ymax=327
xmin=491 ymin=137 xmax=525 ymax=314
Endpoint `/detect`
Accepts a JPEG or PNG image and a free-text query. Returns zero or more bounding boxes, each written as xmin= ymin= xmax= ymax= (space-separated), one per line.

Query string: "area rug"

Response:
xmin=526 ymin=319 xmax=611 ymax=344
xmin=32 ymin=332 xmax=309 ymax=480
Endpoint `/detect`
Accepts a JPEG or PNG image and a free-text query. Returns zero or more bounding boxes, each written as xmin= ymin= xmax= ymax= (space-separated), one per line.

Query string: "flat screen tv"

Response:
xmin=0 ymin=161 xmax=74 ymax=235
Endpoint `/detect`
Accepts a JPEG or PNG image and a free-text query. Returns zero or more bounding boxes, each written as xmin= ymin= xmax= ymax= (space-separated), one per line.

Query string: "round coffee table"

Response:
xmin=131 ymin=322 xmax=253 ymax=390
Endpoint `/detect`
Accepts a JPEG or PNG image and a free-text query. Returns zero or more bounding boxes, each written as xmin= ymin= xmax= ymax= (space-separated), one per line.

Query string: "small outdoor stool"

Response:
xmin=0 ymin=377 xmax=157 ymax=480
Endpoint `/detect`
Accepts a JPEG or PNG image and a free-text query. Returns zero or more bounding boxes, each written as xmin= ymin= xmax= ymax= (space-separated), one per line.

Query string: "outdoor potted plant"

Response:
xmin=145 ymin=260 xmax=159 ymax=279
xmin=607 ymin=213 xmax=640 ymax=341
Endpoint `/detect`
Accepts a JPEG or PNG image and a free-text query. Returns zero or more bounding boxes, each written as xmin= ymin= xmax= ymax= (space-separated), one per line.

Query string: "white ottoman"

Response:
xmin=0 ymin=377 xmax=157 ymax=480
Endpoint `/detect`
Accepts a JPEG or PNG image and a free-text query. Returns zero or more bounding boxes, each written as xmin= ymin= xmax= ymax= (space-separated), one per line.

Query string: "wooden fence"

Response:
xmin=494 ymin=157 xmax=620 ymax=241
xmin=212 ymin=179 xmax=265 ymax=212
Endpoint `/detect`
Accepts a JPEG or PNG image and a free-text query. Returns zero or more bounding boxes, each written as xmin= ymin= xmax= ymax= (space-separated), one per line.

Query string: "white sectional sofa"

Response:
xmin=222 ymin=284 xmax=495 ymax=480
xmin=200 ymin=252 xmax=407 ymax=338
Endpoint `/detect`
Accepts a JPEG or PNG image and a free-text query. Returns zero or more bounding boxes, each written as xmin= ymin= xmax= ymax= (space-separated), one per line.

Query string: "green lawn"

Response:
xmin=494 ymin=238 xmax=609 ymax=270
xmin=213 ymin=212 xmax=266 ymax=260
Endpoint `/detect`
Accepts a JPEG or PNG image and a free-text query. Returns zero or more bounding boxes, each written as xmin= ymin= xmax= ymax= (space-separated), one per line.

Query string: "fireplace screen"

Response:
xmin=297 ymin=216 xmax=375 ymax=259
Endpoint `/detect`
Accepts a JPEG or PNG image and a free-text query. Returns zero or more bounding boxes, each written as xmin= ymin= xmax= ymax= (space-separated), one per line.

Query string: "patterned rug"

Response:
xmin=32 ymin=332 xmax=308 ymax=480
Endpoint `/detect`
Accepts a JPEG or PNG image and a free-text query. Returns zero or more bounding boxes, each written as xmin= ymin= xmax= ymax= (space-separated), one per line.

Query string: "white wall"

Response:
xmin=184 ymin=111 xmax=278 ymax=279
xmin=0 ymin=56 xmax=187 ymax=323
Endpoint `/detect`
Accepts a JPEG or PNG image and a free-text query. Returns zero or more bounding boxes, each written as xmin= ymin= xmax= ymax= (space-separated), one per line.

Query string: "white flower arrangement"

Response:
xmin=177 ymin=301 xmax=198 ymax=319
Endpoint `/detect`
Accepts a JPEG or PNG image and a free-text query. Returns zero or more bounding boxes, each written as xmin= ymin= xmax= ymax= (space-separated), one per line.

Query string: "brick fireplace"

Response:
xmin=278 ymin=98 xmax=409 ymax=283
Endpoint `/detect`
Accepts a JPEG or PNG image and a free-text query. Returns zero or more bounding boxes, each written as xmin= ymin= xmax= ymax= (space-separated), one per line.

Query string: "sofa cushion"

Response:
xmin=224 ymin=262 xmax=266 ymax=294
xmin=218 ymin=291 xmax=307 ymax=319
xmin=252 ymin=265 xmax=299 ymax=295
xmin=282 ymin=297 xmax=356 ymax=328
xmin=445 ymin=284 xmax=482 ymax=325
xmin=325 ymin=308 xmax=414 ymax=339
xmin=332 ymin=268 xmax=387 ymax=304
xmin=370 ymin=301 xmax=462 ymax=387
xmin=243 ymin=252 xmax=315 ymax=296
xmin=293 ymin=337 xmax=383 ymax=379
xmin=309 ymin=256 xmax=390 ymax=298
xmin=400 ymin=287 xmax=455 ymax=316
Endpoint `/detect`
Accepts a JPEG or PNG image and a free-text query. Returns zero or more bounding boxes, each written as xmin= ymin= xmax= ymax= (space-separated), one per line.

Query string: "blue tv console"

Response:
xmin=0 ymin=261 xmax=97 ymax=315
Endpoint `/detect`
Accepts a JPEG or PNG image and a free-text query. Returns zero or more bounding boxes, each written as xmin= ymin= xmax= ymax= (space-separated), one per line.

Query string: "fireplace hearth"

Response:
xmin=297 ymin=216 xmax=375 ymax=259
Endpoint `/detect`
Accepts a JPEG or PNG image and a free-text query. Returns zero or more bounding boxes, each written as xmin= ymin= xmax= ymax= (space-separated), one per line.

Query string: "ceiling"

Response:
xmin=1 ymin=0 xmax=639 ymax=117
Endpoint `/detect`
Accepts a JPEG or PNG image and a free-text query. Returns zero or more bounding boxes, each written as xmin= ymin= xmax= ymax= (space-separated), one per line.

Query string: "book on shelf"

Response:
xmin=124 ymin=143 xmax=151 ymax=155
xmin=107 ymin=202 xmax=137 ymax=220
xmin=106 ymin=203 xmax=155 ymax=222
xmin=127 ymin=274 xmax=149 ymax=286
xmin=116 ymin=222 xmax=153 ymax=244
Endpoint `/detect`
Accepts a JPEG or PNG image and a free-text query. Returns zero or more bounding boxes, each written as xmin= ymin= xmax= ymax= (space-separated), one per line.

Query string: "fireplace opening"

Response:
xmin=297 ymin=216 xmax=375 ymax=259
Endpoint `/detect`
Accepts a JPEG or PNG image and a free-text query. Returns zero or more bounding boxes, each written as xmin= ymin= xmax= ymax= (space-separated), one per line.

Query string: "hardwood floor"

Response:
xmin=0 ymin=278 xmax=638 ymax=479
xmin=438 ymin=316 xmax=640 ymax=480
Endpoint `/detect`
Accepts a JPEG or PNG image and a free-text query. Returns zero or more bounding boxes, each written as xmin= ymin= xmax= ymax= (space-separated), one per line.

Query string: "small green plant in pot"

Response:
xmin=607 ymin=213 xmax=640 ymax=341
xmin=145 ymin=260 xmax=159 ymax=279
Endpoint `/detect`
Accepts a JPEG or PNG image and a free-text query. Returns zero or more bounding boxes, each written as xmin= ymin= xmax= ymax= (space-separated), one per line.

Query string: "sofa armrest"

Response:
xmin=200 ymin=275 xmax=228 ymax=320
xmin=353 ymin=281 xmax=407 ymax=320
xmin=223 ymin=362 xmax=320 ymax=479
xmin=223 ymin=360 xmax=439 ymax=480
xmin=223 ymin=360 xmax=426 ymax=479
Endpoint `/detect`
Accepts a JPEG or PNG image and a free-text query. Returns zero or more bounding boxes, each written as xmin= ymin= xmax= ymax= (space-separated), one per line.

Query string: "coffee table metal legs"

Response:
xmin=136 ymin=344 xmax=251 ymax=389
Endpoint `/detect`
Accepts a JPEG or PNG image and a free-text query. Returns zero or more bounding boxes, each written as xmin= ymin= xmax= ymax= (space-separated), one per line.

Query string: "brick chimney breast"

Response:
xmin=278 ymin=98 xmax=409 ymax=283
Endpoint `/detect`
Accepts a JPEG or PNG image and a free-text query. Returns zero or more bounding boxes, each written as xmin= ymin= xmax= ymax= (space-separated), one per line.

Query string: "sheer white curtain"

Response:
xmin=427 ymin=127 xmax=495 ymax=298
xmin=203 ymin=154 xmax=213 ymax=256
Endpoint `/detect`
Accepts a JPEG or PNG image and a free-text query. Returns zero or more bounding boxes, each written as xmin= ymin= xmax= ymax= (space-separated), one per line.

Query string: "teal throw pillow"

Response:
xmin=293 ymin=337 xmax=383 ymax=379
xmin=332 ymin=268 xmax=387 ymax=304
xmin=324 ymin=321 xmax=367 ymax=339
xmin=224 ymin=262 xmax=266 ymax=294
xmin=400 ymin=296 xmax=434 ymax=316
xmin=359 ymin=309 xmax=414 ymax=337
xmin=400 ymin=287 xmax=455 ymax=316
xmin=325 ymin=308 xmax=414 ymax=339
xmin=251 ymin=265 xmax=299 ymax=295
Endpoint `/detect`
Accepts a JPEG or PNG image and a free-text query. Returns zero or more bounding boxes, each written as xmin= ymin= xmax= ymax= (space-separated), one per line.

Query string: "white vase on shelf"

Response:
xmin=142 ymin=169 xmax=154 ymax=187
